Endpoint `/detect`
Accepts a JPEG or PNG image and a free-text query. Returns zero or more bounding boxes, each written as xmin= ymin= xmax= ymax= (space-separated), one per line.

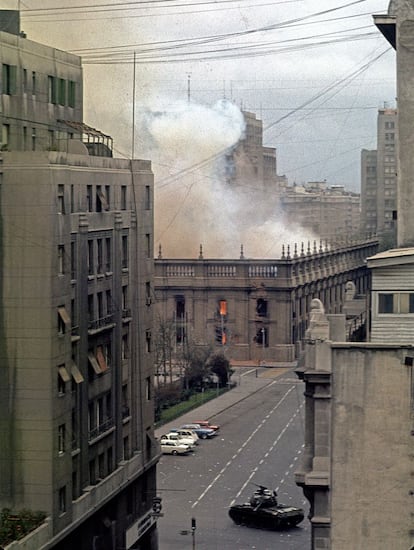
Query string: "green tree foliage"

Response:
xmin=0 ymin=508 xmax=46 ymax=546
xmin=183 ymin=343 xmax=212 ymax=389
xmin=206 ymin=352 xmax=234 ymax=386
xmin=153 ymin=316 xmax=175 ymax=385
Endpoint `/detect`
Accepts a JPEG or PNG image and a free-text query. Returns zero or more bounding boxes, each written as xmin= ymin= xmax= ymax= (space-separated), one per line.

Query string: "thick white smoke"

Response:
xmin=138 ymin=98 xmax=314 ymax=258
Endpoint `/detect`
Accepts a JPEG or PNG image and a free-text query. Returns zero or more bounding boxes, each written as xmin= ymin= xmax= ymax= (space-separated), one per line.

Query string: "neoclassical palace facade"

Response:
xmin=154 ymin=239 xmax=378 ymax=362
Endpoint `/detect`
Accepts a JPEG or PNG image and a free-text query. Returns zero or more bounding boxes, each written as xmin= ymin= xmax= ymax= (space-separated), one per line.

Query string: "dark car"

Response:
xmin=180 ymin=423 xmax=215 ymax=439
xmin=192 ymin=420 xmax=220 ymax=433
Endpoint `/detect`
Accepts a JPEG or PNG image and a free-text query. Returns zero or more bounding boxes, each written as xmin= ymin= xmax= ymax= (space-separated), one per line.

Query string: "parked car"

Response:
xmin=160 ymin=440 xmax=191 ymax=455
xmin=160 ymin=432 xmax=196 ymax=449
xmin=170 ymin=428 xmax=199 ymax=444
xmin=180 ymin=423 xmax=216 ymax=439
xmin=193 ymin=420 xmax=220 ymax=432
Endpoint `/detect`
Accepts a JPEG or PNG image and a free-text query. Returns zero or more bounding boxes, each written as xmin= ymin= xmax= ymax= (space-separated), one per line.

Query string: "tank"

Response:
xmin=228 ymin=484 xmax=305 ymax=530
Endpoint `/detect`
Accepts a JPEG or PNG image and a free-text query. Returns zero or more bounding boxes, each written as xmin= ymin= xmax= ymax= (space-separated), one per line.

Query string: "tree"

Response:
xmin=153 ymin=316 xmax=175 ymax=385
xmin=206 ymin=352 xmax=234 ymax=387
xmin=181 ymin=339 xmax=212 ymax=389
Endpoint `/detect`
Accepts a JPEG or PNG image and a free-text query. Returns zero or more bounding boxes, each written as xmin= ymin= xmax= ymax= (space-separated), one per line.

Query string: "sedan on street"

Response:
xmin=160 ymin=440 xmax=191 ymax=455
xmin=159 ymin=433 xmax=196 ymax=449
xmin=180 ymin=423 xmax=216 ymax=439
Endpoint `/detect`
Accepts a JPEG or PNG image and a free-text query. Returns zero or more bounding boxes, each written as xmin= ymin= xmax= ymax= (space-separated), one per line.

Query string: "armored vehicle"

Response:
xmin=228 ymin=484 xmax=304 ymax=530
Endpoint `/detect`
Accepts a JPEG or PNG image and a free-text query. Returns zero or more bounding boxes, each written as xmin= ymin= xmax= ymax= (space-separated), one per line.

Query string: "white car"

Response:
xmin=170 ymin=428 xmax=199 ymax=444
xmin=160 ymin=440 xmax=191 ymax=455
xmin=159 ymin=432 xmax=196 ymax=449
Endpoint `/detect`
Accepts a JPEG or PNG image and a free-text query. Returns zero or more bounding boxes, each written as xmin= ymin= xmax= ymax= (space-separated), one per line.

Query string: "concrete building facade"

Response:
xmin=295 ymin=300 xmax=413 ymax=550
xmin=154 ymin=239 xmax=377 ymax=363
xmin=0 ymin=12 xmax=159 ymax=550
xmin=360 ymin=108 xmax=397 ymax=241
xmin=225 ymin=110 xmax=287 ymax=194
xmin=0 ymin=11 xmax=84 ymax=154
xmin=295 ymin=3 xmax=414 ymax=549
xmin=280 ymin=182 xmax=361 ymax=241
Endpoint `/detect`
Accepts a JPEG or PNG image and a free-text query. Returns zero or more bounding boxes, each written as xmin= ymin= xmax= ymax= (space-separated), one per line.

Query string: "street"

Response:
xmin=156 ymin=367 xmax=310 ymax=550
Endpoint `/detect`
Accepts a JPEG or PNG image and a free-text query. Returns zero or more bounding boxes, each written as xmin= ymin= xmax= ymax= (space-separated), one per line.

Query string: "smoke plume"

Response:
xmin=138 ymin=98 xmax=314 ymax=259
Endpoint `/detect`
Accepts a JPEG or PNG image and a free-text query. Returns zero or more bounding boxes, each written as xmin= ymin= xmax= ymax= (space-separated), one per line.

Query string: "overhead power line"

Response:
xmin=81 ymin=33 xmax=380 ymax=65
xmin=22 ymin=0 xmax=302 ymax=16
xmin=153 ymin=47 xmax=391 ymax=190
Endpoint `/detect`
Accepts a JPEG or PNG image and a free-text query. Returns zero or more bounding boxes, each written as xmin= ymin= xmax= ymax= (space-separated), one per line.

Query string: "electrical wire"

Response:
xmin=22 ymin=0 xmax=299 ymax=13
xmin=70 ymin=12 xmax=374 ymax=54
xmin=23 ymin=0 xmax=302 ymax=20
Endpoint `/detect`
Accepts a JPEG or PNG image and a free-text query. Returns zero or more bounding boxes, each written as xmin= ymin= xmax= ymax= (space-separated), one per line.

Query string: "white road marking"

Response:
xmin=192 ymin=384 xmax=300 ymax=509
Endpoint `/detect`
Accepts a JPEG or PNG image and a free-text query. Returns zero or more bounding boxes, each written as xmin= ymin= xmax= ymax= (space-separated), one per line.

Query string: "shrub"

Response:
xmin=0 ymin=508 xmax=46 ymax=546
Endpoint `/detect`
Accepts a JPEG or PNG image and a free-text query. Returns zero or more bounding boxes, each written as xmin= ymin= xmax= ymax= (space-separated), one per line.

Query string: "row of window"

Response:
xmin=57 ymin=183 xmax=151 ymax=215
xmin=48 ymin=75 xmax=76 ymax=107
xmin=378 ymin=292 xmax=414 ymax=314
xmin=64 ymin=235 xmax=151 ymax=279
xmin=66 ymin=234 xmax=152 ymax=281
xmin=1 ymin=63 xmax=77 ymax=106
xmin=58 ymin=291 xmax=129 ymax=334
xmin=86 ymin=236 xmax=116 ymax=276
xmin=1 ymin=122 xmax=38 ymax=151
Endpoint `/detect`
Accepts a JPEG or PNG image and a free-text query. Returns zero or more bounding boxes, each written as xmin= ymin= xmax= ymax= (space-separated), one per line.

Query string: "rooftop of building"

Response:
xmin=367 ymin=246 xmax=414 ymax=267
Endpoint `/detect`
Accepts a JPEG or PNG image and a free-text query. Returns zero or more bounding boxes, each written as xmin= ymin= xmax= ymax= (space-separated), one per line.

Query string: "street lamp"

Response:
xmin=261 ymin=327 xmax=265 ymax=366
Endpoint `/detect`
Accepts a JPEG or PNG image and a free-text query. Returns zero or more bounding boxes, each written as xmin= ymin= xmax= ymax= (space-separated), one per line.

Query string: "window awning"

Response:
xmin=58 ymin=365 xmax=71 ymax=383
xmin=96 ymin=346 xmax=109 ymax=372
xmin=58 ymin=306 xmax=71 ymax=325
xmin=88 ymin=352 xmax=102 ymax=374
xmin=71 ymin=362 xmax=84 ymax=384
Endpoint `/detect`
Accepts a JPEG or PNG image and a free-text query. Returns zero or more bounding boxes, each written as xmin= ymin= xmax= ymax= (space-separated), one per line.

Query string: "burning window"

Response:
xmin=215 ymin=326 xmax=227 ymax=345
xmin=218 ymin=300 xmax=227 ymax=317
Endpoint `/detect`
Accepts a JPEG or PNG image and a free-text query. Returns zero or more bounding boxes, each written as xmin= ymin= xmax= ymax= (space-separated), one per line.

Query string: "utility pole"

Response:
xmin=187 ymin=73 xmax=191 ymax=103
xmin=131 ymin=51 xmax=136 ymax=159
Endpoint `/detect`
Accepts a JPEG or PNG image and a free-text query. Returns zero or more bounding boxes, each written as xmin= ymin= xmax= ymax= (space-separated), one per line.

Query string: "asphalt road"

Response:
xmin=156 ymin=367 xmax=310 ymax=550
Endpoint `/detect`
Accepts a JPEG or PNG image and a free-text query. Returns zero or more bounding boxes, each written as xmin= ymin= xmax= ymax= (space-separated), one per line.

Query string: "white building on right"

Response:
xmin=295 ymin=2 xmax=414 ymax=548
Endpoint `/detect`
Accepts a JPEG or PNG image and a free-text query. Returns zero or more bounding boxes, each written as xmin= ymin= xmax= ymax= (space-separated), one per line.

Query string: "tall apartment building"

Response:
xmin=280 ymin=181 xmax=361 ymax=241
xmin=225 ymin=110 xmax=287 ymax=195
xmin=0 ymin=11 xmax=159 ymax=550
xmin=360 ymin=108 xmax=397 ymax=241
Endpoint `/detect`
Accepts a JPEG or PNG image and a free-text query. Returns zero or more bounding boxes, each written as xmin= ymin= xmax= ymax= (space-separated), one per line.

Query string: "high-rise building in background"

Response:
xmin=0 ymin=11 xmax=159 ymax=550
xmin=360 ymin=108 xmax=397 ymax=243
xmin=225 ymin=110 xmax=288 ymax=194
xmin=281 ymin=181 xmax=361 ymax=241
xmin=295 ymin=4 xmax=414 ymax=549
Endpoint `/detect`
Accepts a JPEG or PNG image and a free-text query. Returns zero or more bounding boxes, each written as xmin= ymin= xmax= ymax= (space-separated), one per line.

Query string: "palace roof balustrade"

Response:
xmin=154 ymin=238 xmax=378 ymax=289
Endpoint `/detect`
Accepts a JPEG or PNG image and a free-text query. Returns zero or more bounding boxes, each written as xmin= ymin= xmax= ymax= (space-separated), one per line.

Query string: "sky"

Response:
xmin=8 ymin=0 xmax=396 ymax=257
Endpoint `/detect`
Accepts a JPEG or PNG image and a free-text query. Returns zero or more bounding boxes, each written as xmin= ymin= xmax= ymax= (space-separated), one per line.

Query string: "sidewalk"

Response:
xmin=155 ymin=365 xmax=295 ymax=438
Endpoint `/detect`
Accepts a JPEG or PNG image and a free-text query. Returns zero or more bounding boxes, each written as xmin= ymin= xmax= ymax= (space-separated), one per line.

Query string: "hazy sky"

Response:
xmin=9 ymin=0 xmax=395 ymax=257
